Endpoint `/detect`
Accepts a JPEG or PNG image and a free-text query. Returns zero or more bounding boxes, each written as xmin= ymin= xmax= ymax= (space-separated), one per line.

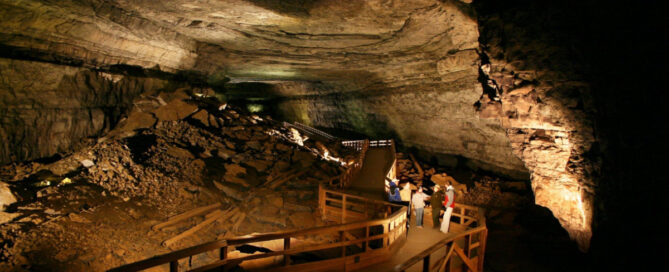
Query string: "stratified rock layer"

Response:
xmin=475 ymin=1 xmax=597 ymax=251
xmin=0 ymin=58 xmax=173 ymax=164
xmin=0 ymin=0 xmax=600 ymax=250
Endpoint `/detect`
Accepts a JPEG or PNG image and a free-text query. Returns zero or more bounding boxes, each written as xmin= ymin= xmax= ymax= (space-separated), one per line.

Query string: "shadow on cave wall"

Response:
xmin=244 ymin=0 xmax=323 ymax=17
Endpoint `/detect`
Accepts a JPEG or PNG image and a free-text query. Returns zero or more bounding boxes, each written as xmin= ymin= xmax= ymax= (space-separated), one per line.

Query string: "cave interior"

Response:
xmin=0 ymin=0 xmax=667 ymax=271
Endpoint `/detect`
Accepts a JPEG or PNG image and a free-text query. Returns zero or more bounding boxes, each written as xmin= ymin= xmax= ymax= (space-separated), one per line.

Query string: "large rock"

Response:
xmin=119 ymin=111 xmax=157 ymax=132
xmin=0 ymin=211 xmax=19 ymax=225
xmin=0 ymin=182 xmax=17 ymax=210
xmin=152 ymin=99 xmax=198 ymax=121
xmin=0 ymin=58 xmax=169 ymax=165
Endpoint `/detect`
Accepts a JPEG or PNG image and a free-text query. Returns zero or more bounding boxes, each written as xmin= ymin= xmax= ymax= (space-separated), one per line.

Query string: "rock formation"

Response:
xmin=0 ymin=0 xmax=609 ymax=251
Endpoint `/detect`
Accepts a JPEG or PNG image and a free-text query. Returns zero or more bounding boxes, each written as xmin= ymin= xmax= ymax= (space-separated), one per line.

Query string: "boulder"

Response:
xmin=214 ymin=181 xmax=245 ymax=201
xmin=225 ymin=163 xmax=246 ymax=177
xmin=190 ymin=109 xmax=211 ymax=126
xmin=0 ymin=211 xmax=19 ymax=224
xmin=245 ymin=141 xmax=263 ymax=151
xmin=80 ymin=159 xmax=95 ymax=168
xmin=167 ymin=146 xmax=195 ymax=160
xmin=245 ymin=160 xmax=273 ymax=173
xmin=216 ymin=148 xmax=236 ymax=160
xmin=120 ymin=111 xmax=156 ymax=131
xmin=0 ymin=182 xmax=17 ymax=210
xmin=152 ymin=99 xmax=198 ymax=121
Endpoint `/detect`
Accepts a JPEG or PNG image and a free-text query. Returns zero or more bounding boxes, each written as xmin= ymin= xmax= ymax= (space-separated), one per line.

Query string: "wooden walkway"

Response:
xmin=346 ymin=146 xmax=449 ymax=271
xmin=109 ymin=129 xmax=486 ymax=272
xmin=348 ymin=146 xmax=395 ymax=202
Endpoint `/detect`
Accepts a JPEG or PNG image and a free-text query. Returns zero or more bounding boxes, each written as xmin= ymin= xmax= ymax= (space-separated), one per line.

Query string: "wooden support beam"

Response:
xmin=453 ymin=244 xmax=478 ymax=272
xmin=163 ymin=210 xmax=225 ymax=247
xmin=152 ymin=203 xmax=222 ymax=231
xmin=437 ymin=244 xmax=456 ymax=272
xmin=232 ymin=213 xmax=247 ymax=233
xmin=269 ymin=168 xmax=310 ymax=189
xmin=409 ymin=153 xmax=424 ymax=178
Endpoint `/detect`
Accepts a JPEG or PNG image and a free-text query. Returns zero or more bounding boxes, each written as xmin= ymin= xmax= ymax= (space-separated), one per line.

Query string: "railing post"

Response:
xmin=219 ymin=245 xmax=228 ymax=272
xmin=342 ymin=195 xmax=347 ymax=223
xmin=170 ymin=260 xmax=178 ymax=272
xmin=422 ymin=255 xmax=430 ymax=272
xmin=383 ymin=223 xmax=389 ymax=247
xmin=478 ymin=229 xmax=488 ymax=272
xmin=319 ymin=184 xmax=325 ymax=220
xmin=363 ymin=225 xmax=369 ymax=252
xmin=284 ymin=237 xmax=291 ymax=266
xmin=340 ymin=231 xmax=347 ymax=271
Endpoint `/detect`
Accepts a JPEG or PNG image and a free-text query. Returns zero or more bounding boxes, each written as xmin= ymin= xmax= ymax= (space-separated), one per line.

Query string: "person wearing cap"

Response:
xmin=441 ymin=184 xmax=455 ymax=233
xmin=430 ymin=184 xmax=445 ymax=229
xmin=388 ymin=179 xmax=402 ymax=202
xmin=399 ymin=181 xmax=411 ymax=202
xmin=411 ymin=187 xmax=430 ymax=228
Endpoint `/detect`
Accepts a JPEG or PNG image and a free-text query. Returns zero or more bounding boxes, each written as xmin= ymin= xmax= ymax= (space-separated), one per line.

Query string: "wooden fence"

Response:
xmin=286 ymin=122 xmax=338 ymax=142
xmin=109 ymin=185 xmax=408 ymax=272
xmin=395 ymin=203 xmax=487 ymax=272
xmin=337 ymin=140 xmax=369 ymax=189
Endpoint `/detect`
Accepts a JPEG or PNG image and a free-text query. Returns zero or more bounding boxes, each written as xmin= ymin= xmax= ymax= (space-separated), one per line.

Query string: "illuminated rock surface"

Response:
xmin=1 ymin=0 xmax=659 ymax=262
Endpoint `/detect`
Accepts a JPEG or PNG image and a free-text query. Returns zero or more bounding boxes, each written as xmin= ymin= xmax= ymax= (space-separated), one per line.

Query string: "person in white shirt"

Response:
xmin=399 ymin=181 xmax=411 ymax=202
xmin=411 ymin=187 xmax=430 ymax=228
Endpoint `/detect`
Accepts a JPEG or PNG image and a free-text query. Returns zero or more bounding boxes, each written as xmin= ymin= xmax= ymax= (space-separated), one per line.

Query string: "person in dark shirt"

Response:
xmin=430 ymin=185 xmax=445 ymax=229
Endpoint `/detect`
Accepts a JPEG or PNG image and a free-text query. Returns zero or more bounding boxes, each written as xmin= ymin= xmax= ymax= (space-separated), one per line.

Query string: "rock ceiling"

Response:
xmin=0 ymin=0 xmax=597 ymax=250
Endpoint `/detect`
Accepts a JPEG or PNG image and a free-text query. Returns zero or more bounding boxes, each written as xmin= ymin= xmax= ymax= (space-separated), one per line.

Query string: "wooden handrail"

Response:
xmin=111 ymin=183 xmax=408 ymax=272
xmin=110 ymin=137 xmax=486 ymax=272
xmin=394 ymin=203 xmax=487 ymax=272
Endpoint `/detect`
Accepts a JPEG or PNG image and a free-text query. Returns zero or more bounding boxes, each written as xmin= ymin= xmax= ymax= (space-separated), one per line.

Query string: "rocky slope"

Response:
xmin=0 ymin=89 xmax=349 ymax=270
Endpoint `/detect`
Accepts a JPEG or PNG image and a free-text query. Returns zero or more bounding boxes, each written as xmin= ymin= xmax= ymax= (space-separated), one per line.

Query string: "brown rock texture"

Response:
xmin=474 ymin=1 xmax=598 ymax=250
xmin=0 ymin=0 xmax=605 ymax=251
xmin=0 ymin=58 xmax=176 ymax=165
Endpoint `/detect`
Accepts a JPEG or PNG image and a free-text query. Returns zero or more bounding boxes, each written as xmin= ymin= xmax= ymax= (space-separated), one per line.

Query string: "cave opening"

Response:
xmin=0 ymin=0 xmax=664 ymax=271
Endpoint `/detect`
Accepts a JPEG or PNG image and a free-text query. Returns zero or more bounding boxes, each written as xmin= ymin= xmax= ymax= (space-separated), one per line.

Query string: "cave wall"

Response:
xmin=473 ymin=0 xmax=599 ymax=251
xmin=273 ymin=78 xmax=530 ymax=179
xmin=0 ymin=0 xmax=197 ymax=71
xmin=0 ymin=58 xmax=173 ymax=164
xmin=0 ymin=0 xmax=609 ymax=252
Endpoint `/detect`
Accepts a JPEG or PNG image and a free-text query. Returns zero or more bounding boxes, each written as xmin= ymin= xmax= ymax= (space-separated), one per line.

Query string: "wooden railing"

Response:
xmin=341 ymin=140 xmax=368 ymax=151
xmin=286 ymin=122 xmax=338 ymax=141
xmin=395 ymin=203 xmax=487 ymax=272
xmin=368 ymin=139 xmax=393 ymax=148
xmin=109 ymin=184 xmax=408 ymax=272
xmin=337 ymin=140 xmax=369 ymax=189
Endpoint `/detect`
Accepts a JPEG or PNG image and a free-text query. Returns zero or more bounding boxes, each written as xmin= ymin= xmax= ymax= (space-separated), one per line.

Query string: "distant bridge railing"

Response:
xmin=284 ymin=122 xmax=338 ymax=142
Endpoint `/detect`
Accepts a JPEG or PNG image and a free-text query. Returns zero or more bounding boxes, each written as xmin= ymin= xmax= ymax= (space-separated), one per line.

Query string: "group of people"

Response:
xmin=388 ymin=179 xmax=455 ymax=233
xmin=414 ymin=184 xmax=455 ymax=233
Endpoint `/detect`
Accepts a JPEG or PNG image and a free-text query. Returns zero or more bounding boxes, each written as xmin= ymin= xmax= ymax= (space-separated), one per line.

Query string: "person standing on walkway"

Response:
xmin=412 ymin=187 xmax=429 ymax=228
xmin=441 ymin=185 xmax=455 ymax=233
xmin=399 ymin=181 xmax=411 ymax=202
xmin=388 ymin=179 xmax=402 ymax=202
xmin=430 ymin=185 xmax=445 ymax=229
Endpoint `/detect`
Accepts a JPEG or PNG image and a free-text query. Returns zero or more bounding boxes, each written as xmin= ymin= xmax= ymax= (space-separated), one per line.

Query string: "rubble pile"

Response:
xmin=0 ymin=88 xmax=351 ymax=270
